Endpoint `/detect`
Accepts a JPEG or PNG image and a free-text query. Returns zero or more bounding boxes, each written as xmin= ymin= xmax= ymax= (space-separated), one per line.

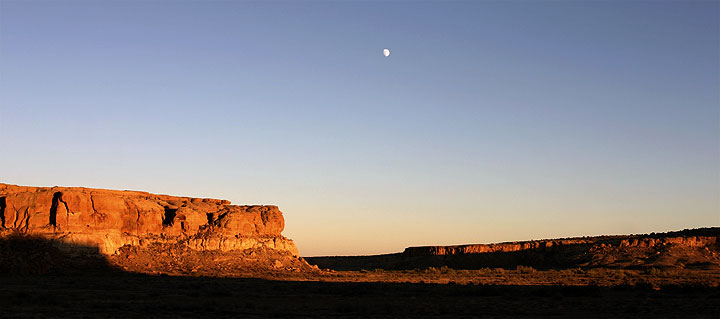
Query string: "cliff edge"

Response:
xmin=0 ymin=183 xmax=298 ymax=257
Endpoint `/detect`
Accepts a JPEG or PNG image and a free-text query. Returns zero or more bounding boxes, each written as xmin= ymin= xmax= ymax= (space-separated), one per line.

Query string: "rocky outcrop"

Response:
xmin=402 ymin=229 xmax=720 ymax=257
xmin=0 ymin=183 xmax=298 ymax=256
xmin=307 ymin=228 xmax=720 ymax=271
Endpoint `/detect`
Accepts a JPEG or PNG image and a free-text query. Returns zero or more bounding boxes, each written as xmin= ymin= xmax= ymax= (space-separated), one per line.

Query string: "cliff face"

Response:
xmin=403 ymin=233 xmax=719 ymax=257
xmin=399 ymin=229 xmax=720 ymax=269
xmin=0 ymin=183 xmax=298 ymax=256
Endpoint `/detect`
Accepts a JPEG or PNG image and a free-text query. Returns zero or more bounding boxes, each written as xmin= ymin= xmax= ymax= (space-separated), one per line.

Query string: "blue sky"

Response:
xmin=1 ymin=1 xmax=718 ymax=256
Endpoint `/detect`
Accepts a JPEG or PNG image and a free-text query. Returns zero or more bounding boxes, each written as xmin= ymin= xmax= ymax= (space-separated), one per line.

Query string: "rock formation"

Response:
xmin=0 ymin=183 xmax=298 ymax=256
xmin=307 ymin=228 xmax=720 ymax=271
xmin=402 ymin=228 xmax=720 ymax=257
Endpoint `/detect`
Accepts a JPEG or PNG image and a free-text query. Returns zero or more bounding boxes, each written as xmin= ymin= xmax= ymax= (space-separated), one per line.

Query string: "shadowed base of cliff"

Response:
xmin=0 ymin=234 xmax=119 ymax=275
xmin=0 ymin=234 xmax=317 ymax=278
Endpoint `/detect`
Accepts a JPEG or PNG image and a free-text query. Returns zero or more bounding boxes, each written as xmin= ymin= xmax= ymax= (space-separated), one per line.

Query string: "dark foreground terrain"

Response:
xmin=2 ymin=272 xmax=719 ymax=319
xmin=2 ymin=229 xmax=719 ymax=318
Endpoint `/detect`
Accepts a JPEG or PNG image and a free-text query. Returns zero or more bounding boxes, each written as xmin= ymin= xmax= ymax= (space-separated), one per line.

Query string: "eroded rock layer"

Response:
xmin=0 ymin=183 xmax=298 ymax=256
xmin=403 ymin=228 xmax=720 ymax=257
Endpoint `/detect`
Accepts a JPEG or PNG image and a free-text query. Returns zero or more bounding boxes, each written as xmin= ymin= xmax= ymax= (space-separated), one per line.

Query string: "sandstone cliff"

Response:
xmin=0 ymin=183 xmax=298 ymax=256
xmin=403 ymin=228 xmax=720 ymax=257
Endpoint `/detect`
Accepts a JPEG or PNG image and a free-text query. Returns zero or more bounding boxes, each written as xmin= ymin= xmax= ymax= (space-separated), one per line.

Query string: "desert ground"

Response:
xmin=2 ymin=235 xmax=719 ymax=318
xmin=2 ymin=270 xmax=719 ymax=318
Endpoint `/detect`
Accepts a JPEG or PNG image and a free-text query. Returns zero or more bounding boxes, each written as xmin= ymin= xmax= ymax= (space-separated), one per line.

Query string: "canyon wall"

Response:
xmin=0 ymin=183 xmax=298 ymax=256
xmin=402 ymin=232 xmax=720 ymax=256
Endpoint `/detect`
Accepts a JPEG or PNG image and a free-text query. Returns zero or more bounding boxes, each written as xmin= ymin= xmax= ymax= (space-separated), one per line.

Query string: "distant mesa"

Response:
xmin=307 ymin=228 xmax=720 ymax=271
xmin=403 ymin=228 xmax=720 ymax=258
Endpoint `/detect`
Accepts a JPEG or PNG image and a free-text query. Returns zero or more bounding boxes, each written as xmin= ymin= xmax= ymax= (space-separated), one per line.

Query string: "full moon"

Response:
xmin=383 ymin=48 xmax=390 ymax=57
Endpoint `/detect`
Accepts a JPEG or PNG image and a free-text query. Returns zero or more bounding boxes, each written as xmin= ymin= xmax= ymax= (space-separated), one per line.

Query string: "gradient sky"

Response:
xmin=1 ymin=1 xmax=718 ymax=256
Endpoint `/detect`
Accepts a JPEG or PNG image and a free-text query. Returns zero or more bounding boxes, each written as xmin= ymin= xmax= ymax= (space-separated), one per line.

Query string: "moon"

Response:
xmin=383 ymin=48 xmax=390 ymax=57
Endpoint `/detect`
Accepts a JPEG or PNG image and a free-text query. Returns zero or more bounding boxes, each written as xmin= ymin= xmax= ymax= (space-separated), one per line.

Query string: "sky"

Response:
xmin=1 ymin=1 xmax=718 ymax=256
